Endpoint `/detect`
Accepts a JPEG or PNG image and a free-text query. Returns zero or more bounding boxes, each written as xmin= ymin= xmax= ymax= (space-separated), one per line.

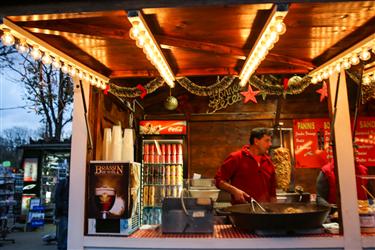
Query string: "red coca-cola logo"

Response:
xmin=167 ymin=126 xmax=183 ymax=132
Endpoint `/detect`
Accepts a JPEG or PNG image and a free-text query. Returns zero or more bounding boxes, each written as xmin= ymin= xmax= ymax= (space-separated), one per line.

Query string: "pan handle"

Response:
xmin=215 ymin=208 xmax=231 ymax=216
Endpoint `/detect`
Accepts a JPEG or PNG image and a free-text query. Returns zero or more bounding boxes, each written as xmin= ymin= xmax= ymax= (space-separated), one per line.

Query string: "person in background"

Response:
xmin=215 ymin=127 xmax=276 ymax=204
xmin=54 ymin=178 xmax=69 ymax=250
xmin=316 ymin=146 xmax=368 ymax=206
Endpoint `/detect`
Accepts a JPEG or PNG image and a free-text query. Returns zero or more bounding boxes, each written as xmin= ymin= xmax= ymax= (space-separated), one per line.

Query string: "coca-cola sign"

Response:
xmin=140 ymin=120 xmax=187 ymax=135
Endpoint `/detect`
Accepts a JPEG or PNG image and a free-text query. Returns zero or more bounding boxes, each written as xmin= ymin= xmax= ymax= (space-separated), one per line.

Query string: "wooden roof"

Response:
xmin=2 ymin=1 xmax=375 ymax=83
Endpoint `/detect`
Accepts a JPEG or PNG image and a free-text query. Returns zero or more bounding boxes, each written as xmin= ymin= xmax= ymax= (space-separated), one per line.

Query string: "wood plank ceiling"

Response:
xmin=5 ymin=1 xmax=375 ymax=84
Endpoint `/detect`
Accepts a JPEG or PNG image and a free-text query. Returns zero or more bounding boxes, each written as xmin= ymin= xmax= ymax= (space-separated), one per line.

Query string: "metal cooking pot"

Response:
xmin=220 ymin=202 xmax=330 ymax=231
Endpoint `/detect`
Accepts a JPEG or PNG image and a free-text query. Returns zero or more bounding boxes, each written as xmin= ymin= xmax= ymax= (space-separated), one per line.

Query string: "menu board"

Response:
xmin=293 ymin=117 xmax=375 ymax=168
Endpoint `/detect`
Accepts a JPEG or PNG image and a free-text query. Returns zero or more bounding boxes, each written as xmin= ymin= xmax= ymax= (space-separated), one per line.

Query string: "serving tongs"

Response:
xmin=249 ymin=197 xmax=266 ymax=213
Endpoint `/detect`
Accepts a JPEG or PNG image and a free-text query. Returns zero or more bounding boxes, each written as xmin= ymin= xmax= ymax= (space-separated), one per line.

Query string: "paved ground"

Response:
xmin=0 ymin=223 xmax=57 ymax=250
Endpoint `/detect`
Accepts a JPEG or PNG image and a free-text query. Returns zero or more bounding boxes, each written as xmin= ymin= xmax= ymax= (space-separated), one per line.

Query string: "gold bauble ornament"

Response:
xmin=164 ymin=96 xmax=178 ymax=110
xmin=288 ymin=75 xmax=303 ymax=86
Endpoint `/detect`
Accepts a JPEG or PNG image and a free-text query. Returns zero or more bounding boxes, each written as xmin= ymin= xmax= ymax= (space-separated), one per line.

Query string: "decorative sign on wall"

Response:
xmin=139 ymin=120 xmax=187 ymax=135
xmin=293 ymin=117 xmax=375 ymax=168
xmin=207 ymin=82 xmax=242 ymax=113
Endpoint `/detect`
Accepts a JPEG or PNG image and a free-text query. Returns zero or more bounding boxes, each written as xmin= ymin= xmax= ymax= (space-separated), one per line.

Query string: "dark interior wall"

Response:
xmin=89 ymin=76 xmax=374 ymax=194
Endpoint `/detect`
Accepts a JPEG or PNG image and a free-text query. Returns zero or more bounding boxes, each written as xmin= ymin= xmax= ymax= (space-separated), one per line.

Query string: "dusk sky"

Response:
xmin=0 ymin=69 xmax=41 ymax=132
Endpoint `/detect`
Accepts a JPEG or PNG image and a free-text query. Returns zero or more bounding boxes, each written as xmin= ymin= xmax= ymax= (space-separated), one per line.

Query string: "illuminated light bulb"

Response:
xmin=274 ymin=21 xmax=286 ymax=35
xmin=269 ymin=32 xmax=278 ymax=43
xmin=41 ymin=53 xmax=52 ymax=65
xmin=136 ymin=38 xmax=145 ymax=48
xmin=129 ymin=27 xmax=140 ymax=40
xmin=342 ymin=59 xmax=351 ymax=69
xmin=328 ymin=67 xmax=334 ymax=76
xmin=317 ymin=74 xmax=323 ymax=82
xmin=1 ymin=29 xmax=15 ymax=46
xmin=322 ymin=71 xmax=329 ymax=79
xmin=334 ymin=63 xmax=341 ymax=73
xmin=78 ymin=71 xmax=83 ymax=79
xmin=69 ymin=67 xmax=76 ymax=77
xmin=362 ymin=76 xmax=371 ymax=85
xmin=84 ymin=73 xmax=90 ymax=82
xmin=359 ymin=49 xmax=371 ymax=61
xmin=16 ymin=39 xmax=29 ymax=53
xmin=130 ymin=20 xmax=140 ymax=27
xmin=350 ymin=54 xmax=360 ymax=65
xmin=52 ymin=58 xmax=61 ymax=69
xmin=61 ymin=64 xmax=69 ymax=74
xmin=30 ymin=46 xmax=42 ymax=60
xmin=89 ymin=76 xmax=95 ymax=85
xmin=311 ymin=77 xmax=318 ymax=84
xmin=100 ymin=81 xmax=106 ymax=90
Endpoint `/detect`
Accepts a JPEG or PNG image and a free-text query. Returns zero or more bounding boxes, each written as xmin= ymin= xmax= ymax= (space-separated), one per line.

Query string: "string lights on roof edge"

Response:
xmin=0 ymin=20 xmax=109 ymax=91
xmin=127 ymin=10 xmax=176 ymax=88
xmin=309 ymin=34 xmax=375 ymax=85
xmin=238 ymin=4 xmax=289 ymax=87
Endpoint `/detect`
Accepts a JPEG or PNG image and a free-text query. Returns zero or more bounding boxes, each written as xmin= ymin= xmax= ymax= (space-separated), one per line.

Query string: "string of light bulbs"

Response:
xmin=309 ymin=34 xmax=375 ymax=85
xmin=238 ymin=4 xmax=288 ymax=87
xmin=0 ymin=18 xmax=109 ymax=90
xmin=127 ymin=10 xmax=175 ymax=88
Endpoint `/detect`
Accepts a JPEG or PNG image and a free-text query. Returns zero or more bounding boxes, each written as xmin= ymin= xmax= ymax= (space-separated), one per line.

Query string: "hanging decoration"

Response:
xmin=109 ymin=77 xmax=164 ymax=98
xmin=283 ymin=78 xmax=289 ymax=90
xmin=316 ymin=81 xmax=328 ymax=102
xmin=207 ymin=81 xmax=242 ymax=113
xmin=177 ymin=76 xmax=236 ymax=96
xmin=104 ymin=85 xmax=110 ymax=95
xmin=136 ymin=84 xmax=147 ymax=99
xmin=248 ymin=75 xmax=311 ymax=95
xmin=164 ymin=88 xmax=178 ymax=111
xmin=241 ymin=85 xmax=260 ymax=104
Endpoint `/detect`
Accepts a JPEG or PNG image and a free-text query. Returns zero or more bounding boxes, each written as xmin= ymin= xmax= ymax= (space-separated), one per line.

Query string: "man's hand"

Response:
xmin=218 ymin=180 xmax=250 ymax=203
xmin=232 ymin=188 xmax=250 ymax=203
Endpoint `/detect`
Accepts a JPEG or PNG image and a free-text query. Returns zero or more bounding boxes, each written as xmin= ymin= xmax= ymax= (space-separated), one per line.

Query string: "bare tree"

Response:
xmin=0 ymin=45 xmax=73 ymax=142
xmin=0 ymin=127 xmax=35 ymax=165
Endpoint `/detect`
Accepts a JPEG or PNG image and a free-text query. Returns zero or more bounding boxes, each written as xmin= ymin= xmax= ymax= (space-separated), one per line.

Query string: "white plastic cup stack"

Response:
xmin=111 ymin=125 xmax=123 ymax=161
xmin=102 ymin=128 xmax=112 ymax=160
xmin=122 ymin=128 xmax=134 ymax=162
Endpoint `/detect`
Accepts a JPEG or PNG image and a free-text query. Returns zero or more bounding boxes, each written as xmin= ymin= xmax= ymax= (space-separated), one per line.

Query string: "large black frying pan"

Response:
xmin=220 ymin=202 xmax=330 ymax=231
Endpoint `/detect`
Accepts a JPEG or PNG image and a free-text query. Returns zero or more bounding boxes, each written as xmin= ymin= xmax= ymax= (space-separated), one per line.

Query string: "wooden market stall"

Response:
xmin=0 ymin=1 xmax=375 ymax=249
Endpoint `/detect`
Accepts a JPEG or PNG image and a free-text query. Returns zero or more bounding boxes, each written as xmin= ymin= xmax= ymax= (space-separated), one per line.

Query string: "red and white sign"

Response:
xmin=139 ymin=120 xmax=187 ymax=135
xmin=293 ymin=117 xmax=375 ymax=168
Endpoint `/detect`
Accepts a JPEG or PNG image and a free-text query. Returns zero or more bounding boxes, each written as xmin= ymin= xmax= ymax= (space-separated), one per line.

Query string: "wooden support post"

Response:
xmin=67 ymin=76 xmax=90 ymax=250
xmin=327 ymin=69 xmax=361 ymax=249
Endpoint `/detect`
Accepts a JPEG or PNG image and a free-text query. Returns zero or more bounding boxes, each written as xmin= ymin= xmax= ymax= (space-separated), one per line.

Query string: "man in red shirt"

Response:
xmin=215 ymin=127 xmax=276 ymax=204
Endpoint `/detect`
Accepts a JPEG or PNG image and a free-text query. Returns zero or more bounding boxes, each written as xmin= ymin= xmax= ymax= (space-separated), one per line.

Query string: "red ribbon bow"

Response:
xmin=136 ymin=84 xmax=147 ymax=99
xmin=104 ymin=84 xmax=110 ymax=95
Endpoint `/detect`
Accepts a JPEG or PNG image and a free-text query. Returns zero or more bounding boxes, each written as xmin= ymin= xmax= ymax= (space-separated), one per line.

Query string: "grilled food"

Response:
xmin=272 ymin=147 xmax=292 ymax=191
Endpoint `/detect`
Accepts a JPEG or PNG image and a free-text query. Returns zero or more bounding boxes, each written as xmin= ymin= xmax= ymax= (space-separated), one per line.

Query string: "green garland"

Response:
xmin=249 ymin=75 xmax=312 ymax=95
xmin=177 ymin=76 xmax=236 ymax=96
xmin=108 ymin=74 xmax=313 ymax=100
xmin=109 ymin=77 xmax=164 ymax=98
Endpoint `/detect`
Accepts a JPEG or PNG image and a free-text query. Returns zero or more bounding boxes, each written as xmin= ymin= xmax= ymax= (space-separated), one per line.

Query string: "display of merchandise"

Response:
xmin=0 ymin=165 xmax=16 ymax=245
xmin=141 ymin=140 xmax=184 ymax=225
xmin=13 ymin=174 xmax=23 ymax=220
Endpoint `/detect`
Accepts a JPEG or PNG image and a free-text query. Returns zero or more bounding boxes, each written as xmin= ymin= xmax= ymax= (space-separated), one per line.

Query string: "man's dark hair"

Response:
xmin=249 ymin=127 xmax=272 ymax=145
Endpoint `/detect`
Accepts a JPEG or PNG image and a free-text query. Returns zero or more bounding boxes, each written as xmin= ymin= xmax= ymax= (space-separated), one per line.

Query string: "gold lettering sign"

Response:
xmin=297 ymin=122 xmax=315 ymax=130
xmin=360 ymin=120 xmax=375 ymax=129
xmin=207 ymin=82 xmax=242 ymax=113
xmin=95 ymin=165 xmax=124 ymax=175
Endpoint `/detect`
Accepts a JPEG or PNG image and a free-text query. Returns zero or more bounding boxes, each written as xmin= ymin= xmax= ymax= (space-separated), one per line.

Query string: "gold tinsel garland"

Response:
xmin=108 ymin=74 xmax=314 ymax=99
xmin=109 ymin=77 xmax=164 ymax=98
xmin=177 ymin=76 xmax=236 ymax=96
xmin=344 ymin=70 xmax=375 ymax=104
xmin=249 ymin=75 xmax=311 ymax=95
